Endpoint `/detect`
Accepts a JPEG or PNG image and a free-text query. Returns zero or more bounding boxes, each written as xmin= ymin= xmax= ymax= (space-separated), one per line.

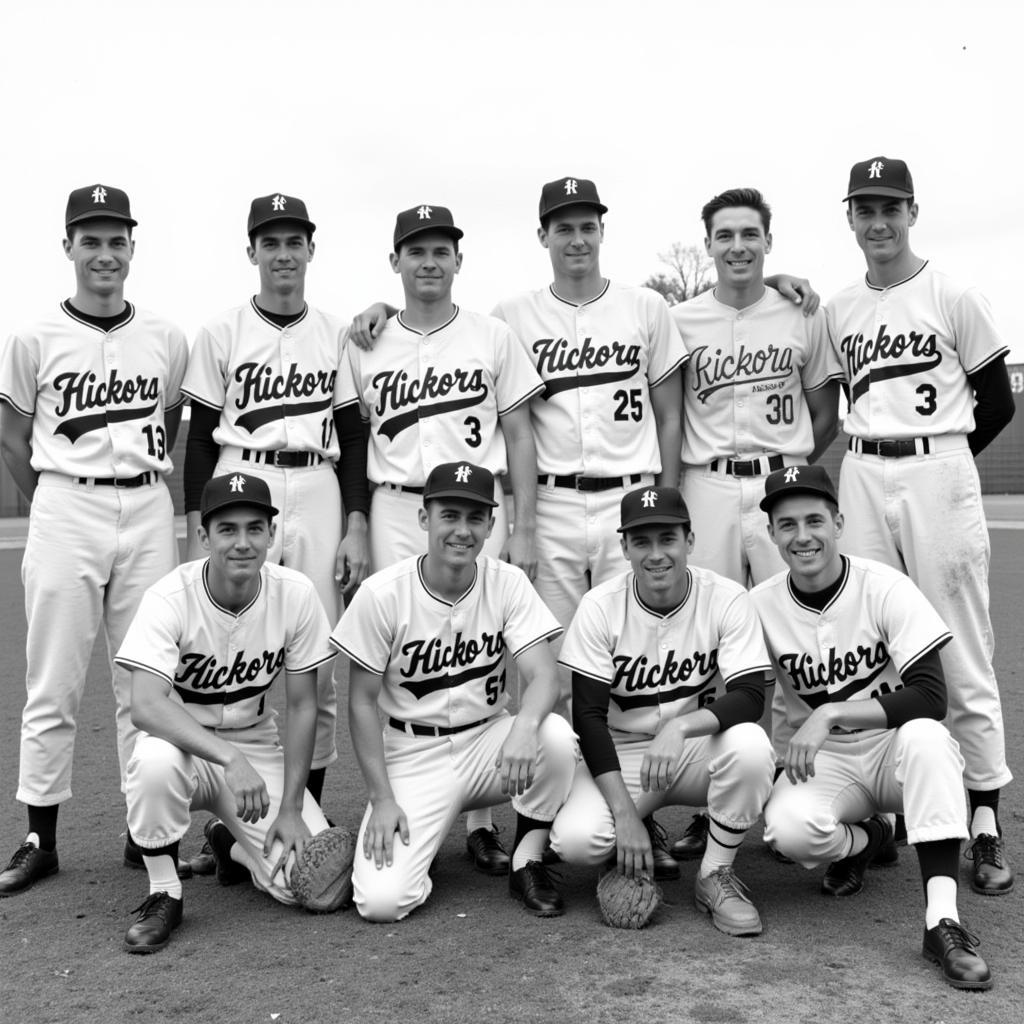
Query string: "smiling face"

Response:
xmin=847 ymin=195 xmax=918 ymax=272
xmin=538 ymin=205 xmax=604 ymax=283
xmin=390 ymin=231 xmax=462 ymax=304
xmin=63 ymin=219 xmax=134 ymax=299
xmin=200 ymin=506 xmax=275 ymax=591
xmin=247 ymin=222 xmax=314 ymax=296
xmin=419 ymin=498 xmax=494 ymax=571
xmin=768 ymin=495 xmax=844 ymax=591
xmin=705 ymin=206 xmax=771 ymax=293
xmin=621 ymin=522 xmax=693 ymax=609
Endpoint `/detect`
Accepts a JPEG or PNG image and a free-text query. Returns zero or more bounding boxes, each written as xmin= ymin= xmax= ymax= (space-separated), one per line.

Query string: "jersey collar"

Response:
xmin=864 ymin=259 xmax=928 ymax=292
xmin=631 ymin=568 xmax=692 ymax=619
xmin=396 ymin=305 xmax=460 ymax=337
xmin=249 ymin=296 xmax=309 ymax=330
xmin=548 ymin=279 xmax=610 ymax=309
xmin=416 ymin=554 xmax=478 ymax=607
xmin=202 ymin=560 xmax=264 ymax=617
xmin=60 ymin=299 xmax=135 ymax=334
xmin=786 ymin=556 xmax=850 ymax=613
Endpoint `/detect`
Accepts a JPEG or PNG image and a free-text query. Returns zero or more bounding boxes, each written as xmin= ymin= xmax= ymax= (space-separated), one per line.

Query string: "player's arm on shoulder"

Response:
xmin=334 ymin=404 xmax=371 ymax=593
xmin=129 ymin=667 xmax=271 ymax=822
xmin=183 ymin=400 xmax=223 ymax=561
xmin=348 ymin=302 xmax=399 ymax=351
xmin=967 ymin=356 xmax=1015 ymax=456
xmin=650 ymin=368 xmax=683 ymax=487
xmin=0 ymin=402 xmax=37 ymax=501
xmin=164 ymin=403 xmax=184 ymax=452
xmin=805 ymin=380 xmax=841 ymax=463
xmin=765 ymin=274 xmax=820 ymax=316
xmin=347 ymin=663 xmax=409 ymax=868
xmin=499 ymin=402 xmax=538 ymax=579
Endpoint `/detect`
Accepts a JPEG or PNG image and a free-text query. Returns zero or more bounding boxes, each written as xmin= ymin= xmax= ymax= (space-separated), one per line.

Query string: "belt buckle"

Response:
xmin=113 ymin=475 xmax=134 ymax=489
xmin=574 ymin=475 xmax=585 ymax=492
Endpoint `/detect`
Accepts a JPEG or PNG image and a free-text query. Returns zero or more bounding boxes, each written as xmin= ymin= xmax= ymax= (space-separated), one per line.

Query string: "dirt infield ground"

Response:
xmin=1 ymin=533 xmax=1021 ymax=1024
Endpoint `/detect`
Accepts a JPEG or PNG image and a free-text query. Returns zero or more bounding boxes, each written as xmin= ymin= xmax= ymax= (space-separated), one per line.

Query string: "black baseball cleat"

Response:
xmin=509 ymin=861 xmax=564 ymax=917
xmin=921 ymin=918 xmax=993 ymax=990
xmin=124 ymin=892 xmax=183 ymax=954
xmin=0 ymin=840 xmax=59 ymax=897
xmin=204 ymin=819 xmax=251 ymax=886
xmin=187 ymin=837 xmax=216 ymax=877
xmin=966 ymin=834 xmax=1014 ymax=896
xmin=123 ymin=835 xmax=193 ymax=880
xmin=466 ymin=827 xmax=510 ymax=876
xmin=643 ymin=815 xmax=680 ymax=881
xmin=821 ymin=814 xmax=894 ymax=897
xmin=671 ymin=813 xmax=709 ymax=861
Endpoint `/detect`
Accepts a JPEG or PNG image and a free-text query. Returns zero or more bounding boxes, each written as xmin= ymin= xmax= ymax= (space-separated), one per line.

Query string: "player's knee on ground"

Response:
xmin=707 ymin=722 xmax=776 ymax=826
xmin=763 ymin=782 xmax=839 ymax=868
xmin=549 ymin=805 xmax=616 ymax=866
xmin=353 ymin=861 xmax=431 ymax=923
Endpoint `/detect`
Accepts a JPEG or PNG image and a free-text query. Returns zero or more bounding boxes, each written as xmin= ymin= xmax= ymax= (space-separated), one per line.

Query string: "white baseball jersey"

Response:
xmin=492 ymin=282 xmax=687 ymax=476
xmin=750 ymin=556 xmax=951 ymax=734
xmin=339 ymin=307 xmax=542 ymax=485
xmin=0 ymin=302 xmax=188 ymax=476
xmin=826 ymin=262 xmax=1009 ymax=439
xmin=559 ymin=566 xmax=772 ymax=736
xmin=672 ymin=290 xmax=837 ymax=464
xmin=331 ymin=555 xmax=561 ymax=727
xmin=183 ymin=299 xmax=348 ymax=457
xmin=115 ymin=560 xmax=336 ymax=731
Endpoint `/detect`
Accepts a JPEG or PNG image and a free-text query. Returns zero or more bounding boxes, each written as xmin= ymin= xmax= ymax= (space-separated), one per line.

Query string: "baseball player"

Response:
xmin=182 ymin=193 xmax=369 ymax=816
xmin=549 ymin=485 xmax=776 ymax=936
xmin=331 ymin=462 xmax=578 ymax=922
xmin=827 ymin=157 xmax=1015 ymax=896
xmin=0 ymin=185 xmax=188 ymax=897
xmin=754 ymin=464 xmax=993 ymax=990
xmin=115 ymin=472 xmax=336 ymax=952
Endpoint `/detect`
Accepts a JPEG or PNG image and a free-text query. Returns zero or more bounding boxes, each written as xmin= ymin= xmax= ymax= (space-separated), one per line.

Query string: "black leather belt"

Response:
xmin=382 ymin=483 xmax=425 ymax=495
xmin=76 ymin=472 xmax=155 ymax=488
xmin=708 ymin=454 xmax=785 ymax=477
xmin=539 ymin=473 xmax=643 ymax=492
xmin=241 ymin=449 xmax=322 ymax=468
xmin=388 ymin=715 xmax=491 ymax=737
xmin=850 ymin=437 xmax=931 ymax=458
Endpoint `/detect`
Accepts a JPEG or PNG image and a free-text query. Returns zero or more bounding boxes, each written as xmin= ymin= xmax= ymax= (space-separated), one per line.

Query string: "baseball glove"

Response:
xmin=596 ymin=869 xmax=663 ymax=929
xmin=290 ymin=826 xmax=356 ymax=913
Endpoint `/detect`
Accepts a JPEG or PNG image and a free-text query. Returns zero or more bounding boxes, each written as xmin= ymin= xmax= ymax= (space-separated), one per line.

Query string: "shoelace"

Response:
xmin=644 ymin=817 xmax=671 ymax=851
xmin=934 ymin=920 xmax=982 ymax=953
xmin=709 ymin=867 xmax=753 ymax=901
xmin=966 ymin=834 xmax=1004 ymax=867
xmin=130 ymin=892 xmax=176 ymax=919
xmin=6 ymin=843 xmax=38 ymax=870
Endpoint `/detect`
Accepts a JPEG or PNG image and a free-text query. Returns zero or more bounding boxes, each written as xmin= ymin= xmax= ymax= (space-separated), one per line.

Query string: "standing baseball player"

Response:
xmin=182 ymin=193 xmax=369 ymax=817
xmin=331 ymin=461 xmax=578 ymax=922
xmin=0 ymin=185 xmax=188 ymax=896
xmin=827 ymin=157 xmax=1015 ymax=895
xmin=549 ymin=485 xmax=775 ymax=936
xmin=115 ymin=472 xmax=337 ymax=952
xmin=754 ymin=465 xmax=993 ymax=990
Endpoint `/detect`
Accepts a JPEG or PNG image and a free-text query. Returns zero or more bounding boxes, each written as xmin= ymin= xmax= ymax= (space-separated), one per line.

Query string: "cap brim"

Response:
xmin=394 ymin=225 xmax=464 ymax=248
xmin=66 ymin=211 xmax=138 ymax=229
xmin=617 ymin=514 xmax=689 ymax=533
xmin=759 ymin=486 xmax=836 ymax=513
xmin=842 ymin=186 xmax=913 ymax=202
xmin=248 ymin=215 xmax=316 ymax=235
xmin=422 ymin=489 xmax=497 ymax=508
xmin=540 ymin=199 xmax=608 ymax=222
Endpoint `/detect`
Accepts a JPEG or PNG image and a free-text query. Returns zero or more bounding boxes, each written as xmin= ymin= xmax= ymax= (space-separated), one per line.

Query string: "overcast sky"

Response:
xmin=3 ymin=0 xmax=1021 ymax=362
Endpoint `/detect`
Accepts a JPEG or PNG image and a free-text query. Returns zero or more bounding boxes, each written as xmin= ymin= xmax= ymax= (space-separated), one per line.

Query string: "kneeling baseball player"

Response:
xmin=753 ymin=465 xmax=992 ymax=990
xmin=331 ymin=462 xmax=578 ymax=922
xmin=115 ymin=473 xmax=340 ymax=953
xmin=548 ymin=486 xmax=776 ymax=936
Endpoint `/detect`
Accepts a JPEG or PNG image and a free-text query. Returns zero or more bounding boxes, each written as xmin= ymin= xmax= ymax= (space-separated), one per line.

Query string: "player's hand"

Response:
xmin=783 ymin=710 xmax=831 ymax=784
xmin=363 ymin=797 xmax=410 ymax=870
xmin=614 ymin=807 xmax=653 ymax=880
xmin=335 ymin=530 xmax=370 ymax=595
xmin=640 ymin=720 xmax=684 ymax=792
xmin=767 ymin=274 xmax=821 ymax=317
xmin=495 ymin=722 xmax=539 ymax=796
xmin=224 ymin=751 xmax=271 ymax=823
xmin=264 ymin=806 xmax=311 ymax=884
xmin=501 ymin=529 xmax=537 ymax=582
xmin=348 ymin=303 xmax=391 ymax=351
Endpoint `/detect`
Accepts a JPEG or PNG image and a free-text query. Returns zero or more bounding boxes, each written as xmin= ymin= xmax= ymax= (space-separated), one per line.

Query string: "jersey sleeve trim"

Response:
xmin=649 ymin=352 xmax=688 ymax=388
xmin=497 ymin=381 xmax=546 ymax=415
xmin=112 ymin=657 xmax=174 ymax=684
xmin=896 ymin=632 xmax=953 ymax=674
xmin=0 ymin=391 xmax=33 ymax=416
xmin=287 ymin=651 xmax=338 ymax=675
xmin=165 ymin=393 xmax=186 ymax=411
xmin=556 ymin=659 xmax=611 ymax=685
xmin=964 ymin=347 xmax=1011 ymax=376
xmin=803 ymin=370 xmax=845 ymax=391
xmin=720 ymin=662 xmax=774 ymax=685
xmin=181 ymin=388 xmax=225 ymax=411
xmin=511 ymin=627 xmax=562 ymax=659
xmin=328 ymin=638 xmax=386 ymax=675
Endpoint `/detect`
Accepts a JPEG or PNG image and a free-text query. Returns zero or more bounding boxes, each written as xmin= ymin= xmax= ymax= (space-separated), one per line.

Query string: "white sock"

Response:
xmin=143 ymin=854 xmax=183 ymax=900
xmin=465 ymin=809 xmax=493 ymax=835
xmin=971 ymin=806 xmax=997 ymax=839
xmin=699 ymin=817 xmax=746 ymax=878
xmin=924 ymin=876 xmax=959 ymax=930
xmin=511 ymin=828 xmax=549 ymax=871
xmin=25 ymin=832 xmax=40 ymax=849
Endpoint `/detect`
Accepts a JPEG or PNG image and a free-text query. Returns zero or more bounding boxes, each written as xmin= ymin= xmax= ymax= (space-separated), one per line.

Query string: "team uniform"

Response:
xmin=826 ymin=262 xmax=1011 ymax=793
xmin=331 ymin=555 xmax=578 ymax=922
xmin=339 ymin=306 xmax=543 ymax=570
xmin=183 ymin=298 xmax=349 ymax=770
xmin=492 ymin=282 xmax=687 ymax=630
xmin=115 ymin=558 xmax=335 ymax=904
xmin=672 ymin=289 xmax=837 ymax=586
xmin=0 ymin=301 xmax=187 ymax=803
xmin=549 ymin=564 xmax=775 ymax=865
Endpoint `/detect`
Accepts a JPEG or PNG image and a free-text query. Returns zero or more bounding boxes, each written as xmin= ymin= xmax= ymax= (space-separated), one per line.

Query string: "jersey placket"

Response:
xmin=417 ymin=329 xmax=436 ymax=479
xmin=102 ymin=331 xmax=134 ymax=478
xmin=576 ymin=305 xmax=600 ymax=475
xmin=731 ymin=310 xmax=753 ymax=455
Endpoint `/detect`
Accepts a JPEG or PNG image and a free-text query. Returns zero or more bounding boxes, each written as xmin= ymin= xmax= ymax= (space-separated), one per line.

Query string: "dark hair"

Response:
xmin=701 ymin=188 xmax=771 ymax=235
xmin=66 ymin=222 xmax=134 ymax=243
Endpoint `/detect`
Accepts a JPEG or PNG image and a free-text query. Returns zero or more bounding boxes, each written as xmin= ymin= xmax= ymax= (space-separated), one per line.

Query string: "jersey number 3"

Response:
xmin=915 ymin=383 xmax=937 ymax=416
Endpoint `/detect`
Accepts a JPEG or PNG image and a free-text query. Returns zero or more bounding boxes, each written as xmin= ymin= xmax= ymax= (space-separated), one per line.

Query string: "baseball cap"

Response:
xmin=759 ymin=464 xmax=838 ymax=514
xmin=200 ymin=472 xmax=279 ymax=523
xmin=423 ymin=462 xmax=497 ymax=507
xmin=393 ymin=205 xmax=463 ymax=250
xmin=65 ymin=184 xmax=137 ymax=230
xmin=843 ymin=157 xmax=915 ymax=202
xmin=539 ymin=177 xmax=608 ymax=222
xmin=617 ymin=486 xmax=691 ymax=533
xmin=247 ymin=193 xmax=316 ymax=236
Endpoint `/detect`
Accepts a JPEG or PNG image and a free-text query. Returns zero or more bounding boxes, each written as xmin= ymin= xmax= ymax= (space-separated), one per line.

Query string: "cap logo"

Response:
xmin=417 ymin=205 xmax=432 ymax=220
xmin=868 ymin=160 xmax=884 ymax=179
xmin=271 ymin=195 xmax=287 ymax=211
xmin=784 ymin=467 xmax=800 ymax=483
xmin=91 ymin=186 xmax=107 ymax=204
xmin=563 ymin=179 xmax=578 ymax=195
xmin=229 ymin=474 xmax=246 ymax=493
xmin=641 ymin=489 xmax=657 ymax=508
xmin=455 ymin=465 xmax=471 ymax=483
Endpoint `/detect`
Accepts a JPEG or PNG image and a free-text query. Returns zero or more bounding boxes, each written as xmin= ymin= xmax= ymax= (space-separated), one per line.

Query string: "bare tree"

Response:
xmin=642 ymin=243 xmax=714 ymax=306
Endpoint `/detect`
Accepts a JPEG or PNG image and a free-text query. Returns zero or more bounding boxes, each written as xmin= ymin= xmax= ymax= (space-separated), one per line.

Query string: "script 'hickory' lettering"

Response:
xmin=777 ymin=641 xmax=889 ymax=692
xmin=372 ymin=366 xmax=487 ymax=417
xmin=234 ymin=362 xmax=336 ymax=409
xmin=612 ymin=647 xmax=719 ymax=691
xmin=840 ymin=325 xmax=939 ymax=377
xmin=533 ymin=336 xmax=641 ymax=376
xmin=400 ymin=630 xmax=506 ymax=679
xmin=689 ymin=344 xmax=793 ymax=403
xmin=175 ymin=647 xmax=287 ymax=690
xmin=53 ymin=370 xmax=160 ymax=417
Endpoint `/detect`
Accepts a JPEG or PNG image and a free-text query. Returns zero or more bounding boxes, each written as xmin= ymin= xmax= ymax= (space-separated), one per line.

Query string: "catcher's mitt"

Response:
xmin=290 ymin=826 xmax=356 ymax=913
xmin=596 ymin=869 xmax=663 ymax=929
